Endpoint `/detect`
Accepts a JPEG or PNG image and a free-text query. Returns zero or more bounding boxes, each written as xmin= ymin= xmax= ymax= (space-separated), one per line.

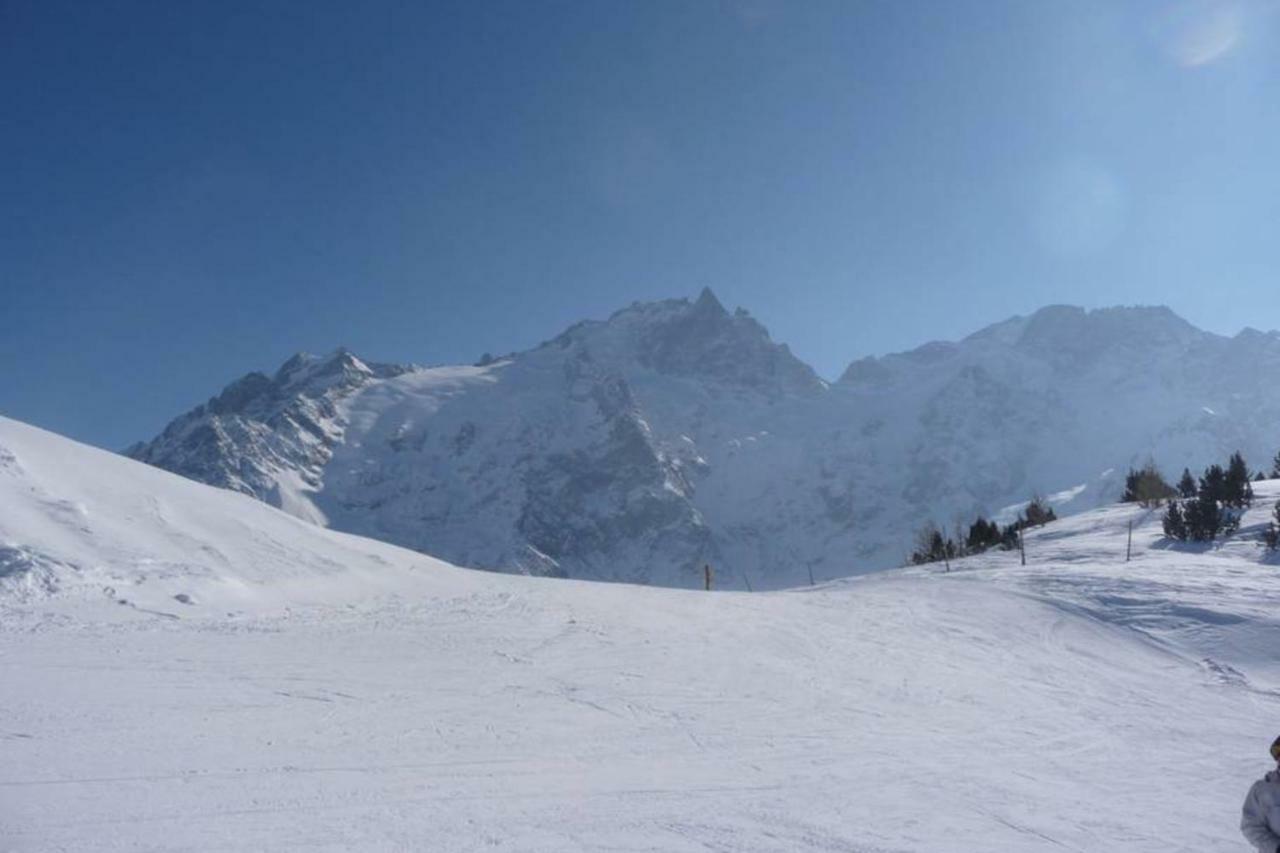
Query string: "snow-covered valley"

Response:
xmin=4 ymin=414 xmax=1280 ymax=851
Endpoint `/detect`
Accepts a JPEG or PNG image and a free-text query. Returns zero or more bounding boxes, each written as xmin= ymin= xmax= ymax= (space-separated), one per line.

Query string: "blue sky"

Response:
xmin=4 ymin=0 xmax=1280 ymax=449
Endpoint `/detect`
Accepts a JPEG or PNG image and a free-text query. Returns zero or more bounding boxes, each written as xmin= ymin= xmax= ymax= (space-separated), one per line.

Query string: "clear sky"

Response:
xmin=4 ymin=0 xmax=1280 ymax=450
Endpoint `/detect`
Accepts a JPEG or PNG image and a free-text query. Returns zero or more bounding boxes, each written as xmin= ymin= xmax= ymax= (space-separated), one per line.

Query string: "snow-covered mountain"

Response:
xmin=128 ymin=294 xmax=1280 ymax=587
xmin=833 ymin=304 xmax=1280 ymax=528
xmin=5 ymin=413 xmax=1280 ymax=851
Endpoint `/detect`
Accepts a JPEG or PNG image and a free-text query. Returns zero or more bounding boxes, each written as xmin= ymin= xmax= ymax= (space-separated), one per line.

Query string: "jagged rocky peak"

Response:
xmin=837 ymin=340 xmax=960 ymax=387
xmin=274 ymin=347 xmax=375 ymax=390
xmin=632 ymin=288 xmax=824 ymax=395
xmin=1226 ymin=327 xmax=1280 ymax=363
xmin=1234 ymin=327 xmax=1275 ymax=343
xmin=206 ymin=372 xmax=276 ymax=416
xmin=274 ymin=351 xmax=317 ymax=381
xmin=841 ymin=304 xmax=1209 ymax=386
xmin=126 ymin=346 xmax=417 ymax=506
xmin=692 ymin=285 xmax=727 ymax=315
xmin=535 ymin=288 xmax=822 ymax=396
xmin=838 ymin=356 xmax=893 ymax=387
xmin=965 ymin=304 xmax=1201 ymax=351
xmin=192 ymin=349 xmax=381 ymax=419
xmin=282 ymin=348 xmax=418 ymax=395
xmin=1013 ymin=305 xmax=1199 ymax=352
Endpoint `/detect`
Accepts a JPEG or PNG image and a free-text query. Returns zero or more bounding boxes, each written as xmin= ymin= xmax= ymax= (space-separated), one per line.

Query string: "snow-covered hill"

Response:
xmin=4 ymin=414 xmax=1280 ymax=851
xmin=128 ymin=295 xmax=1280 ymax=587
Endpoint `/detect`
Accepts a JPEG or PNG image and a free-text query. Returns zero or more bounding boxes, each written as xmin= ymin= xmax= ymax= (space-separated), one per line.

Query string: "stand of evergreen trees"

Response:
xmin=1161 ymin=452 xmax=1253 ymax=543
xmin=908 ymin=525 xmax=958 ymax=566
xmin=909 ymin=495 xmax=1056 ymax=566
xmin=909 ymin=449 xmax=1278 ymax=565
xmin=1121 ymin=461 xmax=1178 ymax=507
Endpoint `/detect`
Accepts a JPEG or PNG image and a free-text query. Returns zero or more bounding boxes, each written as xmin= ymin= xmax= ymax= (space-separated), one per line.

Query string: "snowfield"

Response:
xmin=3 ymin=414 xmax=1279 ymax=851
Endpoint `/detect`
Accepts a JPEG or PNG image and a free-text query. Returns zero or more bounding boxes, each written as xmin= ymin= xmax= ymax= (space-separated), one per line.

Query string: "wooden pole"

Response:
xmin=1126 ymin=520 xmax=1133 ymax=563
xmin=807 ymin=564 xmax=815 ymax=587
xmin=1019 ymin=526 xmax=1026 ymax=567
xmin=704 ymin=564 xmax=712 ymax=591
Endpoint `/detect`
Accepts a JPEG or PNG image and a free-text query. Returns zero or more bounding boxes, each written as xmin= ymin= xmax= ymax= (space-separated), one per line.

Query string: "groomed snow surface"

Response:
xmin=3 ymin=414 xmax=1279 ymax=852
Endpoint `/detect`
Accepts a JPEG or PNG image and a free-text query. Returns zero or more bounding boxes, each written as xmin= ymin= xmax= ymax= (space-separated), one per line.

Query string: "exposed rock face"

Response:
xmin=514 ymin=357 xmax=712 ymax=585
xmin=126 ymin=350 xmax=410 ymax=524
xmin=129 ymin=296 xmax=1280 ymax=588
xmin=635 ymin=288 xmax=825 ymax=396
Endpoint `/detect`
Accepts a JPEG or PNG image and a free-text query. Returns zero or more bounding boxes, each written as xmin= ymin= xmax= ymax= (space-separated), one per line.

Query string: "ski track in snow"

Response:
xmin=2 ymin=415 xmax=1280 ymax=851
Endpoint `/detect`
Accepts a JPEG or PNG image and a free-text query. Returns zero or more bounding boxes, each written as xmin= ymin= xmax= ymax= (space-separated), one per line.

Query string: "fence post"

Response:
xmin=704 ymin=564 xmax=712 ymax=591
xmin=1019 ymin=526 xmax=1026 ymax=567
xmin=1126 ymin=520 xmax=1133 ymax=563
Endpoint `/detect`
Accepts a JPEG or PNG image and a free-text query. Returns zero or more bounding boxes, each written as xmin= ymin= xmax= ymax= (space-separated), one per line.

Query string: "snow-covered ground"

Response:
xmin=3 ymin=414 xmax=1279 ymax=851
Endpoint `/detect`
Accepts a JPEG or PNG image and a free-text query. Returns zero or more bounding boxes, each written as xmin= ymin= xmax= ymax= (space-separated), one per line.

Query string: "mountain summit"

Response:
xmin=129 ymin=298 xmax=1280 ymax=587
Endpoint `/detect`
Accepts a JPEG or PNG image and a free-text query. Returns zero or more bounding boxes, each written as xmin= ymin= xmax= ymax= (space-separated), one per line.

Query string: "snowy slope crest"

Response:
xmin=1 ymin=415 xmax=477 ymax=619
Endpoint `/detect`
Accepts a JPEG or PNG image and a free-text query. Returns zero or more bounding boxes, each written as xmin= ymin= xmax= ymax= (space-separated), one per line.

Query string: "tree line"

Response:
xmin=910 ymin=449 xmax=1280 ymax=568
xmin=909 ymin=495 xmax=1056 ymax=566
xmin=1145 ymin=453 xmax=1254 ymax=542
xmin=1125 ymin=451 xmax=1280 ymax=551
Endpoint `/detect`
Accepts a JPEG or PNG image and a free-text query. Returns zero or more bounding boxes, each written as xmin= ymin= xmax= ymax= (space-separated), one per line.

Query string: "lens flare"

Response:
xmin=1153 ymin=0 xmax=1243 ymax=67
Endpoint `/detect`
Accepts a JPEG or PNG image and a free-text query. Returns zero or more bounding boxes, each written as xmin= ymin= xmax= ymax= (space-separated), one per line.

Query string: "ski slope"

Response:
xmin=3 ymin=414 xmax=1279 ymax=851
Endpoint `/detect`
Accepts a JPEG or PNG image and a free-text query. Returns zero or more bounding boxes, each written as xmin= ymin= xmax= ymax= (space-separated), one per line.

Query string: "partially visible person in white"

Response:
xmin=1242 ymin=736 xmax=1280 ymax=852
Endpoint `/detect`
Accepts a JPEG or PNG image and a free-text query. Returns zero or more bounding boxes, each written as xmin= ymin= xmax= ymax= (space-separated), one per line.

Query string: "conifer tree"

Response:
xmin=1022 ymin=494 xmax=1057 ymax=528
xmin=1183 ymin=493 xmax=1220 ymax=541
xmin=909 ymin=524 xmax=956 ymax=566
xmin=1162 ymin=501 xmax=1188 ymax=541
xmin=1263 ymin=501 xmax=1280 ymax=552
xmin=1224 ymin=452 xmax=1254 ymax=508
xmin=1183 ymin=490 xmax=1237 ymax=541
xmin=1122 ymin=468 xmax=1139 ymax=503
xmin=965 ymin=517 xmax=1002 ymax=554
xmin=1200 ymin=465 xmax=1228 ymax=504
xmin=1177 ymin=468 xmax=1198 ymax=499
xmin=1121 ymin=462 xmax=1176 ymax=507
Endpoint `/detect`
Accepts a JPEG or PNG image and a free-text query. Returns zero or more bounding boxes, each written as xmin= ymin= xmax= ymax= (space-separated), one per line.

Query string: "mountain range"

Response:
xmin=126 ymin=291 xmax=1280 ymax=588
